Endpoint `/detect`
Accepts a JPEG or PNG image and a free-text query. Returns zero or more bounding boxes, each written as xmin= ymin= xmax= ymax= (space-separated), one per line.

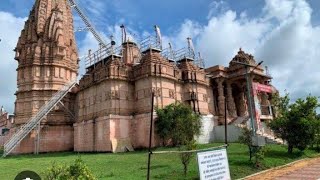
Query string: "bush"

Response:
xmin=155 ymin=102 xmax=202 ymax=176
xmin=238 ymin=127 xmax=268 ymax=168
xmin=179 ymin=140 xmax=197 ymax=176
xmin=238 ymin=127 xmax=253 ymax=160
xmin=43 ymin=157 xmax=96 ymax=180
xmin=253 ymin=146 xmax=268 ymax=168
xmin=155 ymin=103 xmax=202 ymax=146
xmin=269 ymin=94 xmax=319 ymax=153
xmin=311 ymin=119 xmax=320 ymax=152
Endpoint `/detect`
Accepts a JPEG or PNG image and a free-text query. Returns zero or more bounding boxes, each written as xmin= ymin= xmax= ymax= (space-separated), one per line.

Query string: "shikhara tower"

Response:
xmin=13 ymin=0 xmax=78 ymax=153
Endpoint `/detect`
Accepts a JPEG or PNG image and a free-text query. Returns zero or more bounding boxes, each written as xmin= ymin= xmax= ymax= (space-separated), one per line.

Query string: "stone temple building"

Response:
xmin=5 ymin=0 xmax=277 ymax=154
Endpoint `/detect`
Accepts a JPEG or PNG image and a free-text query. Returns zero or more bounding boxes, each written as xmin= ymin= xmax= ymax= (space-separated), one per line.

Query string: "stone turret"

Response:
xmin=122 ymin=41 xmax=140 ymax=65
xmin=13 ymin=0 xmax=78 ymax=154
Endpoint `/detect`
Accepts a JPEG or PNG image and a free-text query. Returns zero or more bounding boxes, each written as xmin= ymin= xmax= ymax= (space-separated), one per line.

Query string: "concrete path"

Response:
xmin=246 ymin=157 xmax=320 ymax=180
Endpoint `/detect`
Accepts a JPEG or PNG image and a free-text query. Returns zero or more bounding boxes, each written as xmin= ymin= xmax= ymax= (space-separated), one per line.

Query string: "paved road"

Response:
xmin=275 ymin=159 xmax=320 ymax=180
xmin=246 ymin=158 xmax=320 ymax=180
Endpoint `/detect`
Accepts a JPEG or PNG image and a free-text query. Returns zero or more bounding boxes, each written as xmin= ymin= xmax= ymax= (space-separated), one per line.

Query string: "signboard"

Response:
xmin=197 ymin=148 xmax=231 ymax=180
xmin=252 ymin=82 xmax=273 ymax=93
xmin=252 ymin=82 xmax=273 ymax=130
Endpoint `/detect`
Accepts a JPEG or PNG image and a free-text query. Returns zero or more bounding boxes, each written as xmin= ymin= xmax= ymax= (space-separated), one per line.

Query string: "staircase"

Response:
xmin=3 ymin=81 xmax=77 ymax=157
xmin=256 ymin=131 xmax=285 ymax=145
xmin=232 ymin=116 xmax=285 ymax=145
xmin=232 ymin=116 xmax=250 ymax=125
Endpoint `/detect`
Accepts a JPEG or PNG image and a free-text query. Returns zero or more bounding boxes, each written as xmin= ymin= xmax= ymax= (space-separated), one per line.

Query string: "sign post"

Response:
xmin=197 ymin=148 xmax=231 ymax=180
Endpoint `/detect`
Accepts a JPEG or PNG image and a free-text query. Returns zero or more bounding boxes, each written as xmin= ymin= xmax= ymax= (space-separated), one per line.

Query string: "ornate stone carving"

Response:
xmin=239 ymin=91 xmax=248 ymax=117
xmin=14 ymin=0 xmax=79 ymax=126
xmin=152 ymin=88 xmax=161 ymax=97
xmin=112 ymin=90 xmax=120 ymax=99
xmin=169 ymin=90 xmax=175 ymax=99
xmin=36 ymin=0 xmax=47 ymax=34
xmin=203 ymin=94 xmax=208 ymax=102
xmin=229 ymin=48 xmax=257 ymax=67
xmin=144 ymin=89 xmax=152 ymax=98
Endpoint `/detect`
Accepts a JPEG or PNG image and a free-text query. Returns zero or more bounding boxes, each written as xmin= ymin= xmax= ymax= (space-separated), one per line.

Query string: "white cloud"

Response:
xmin=207 ymin=0 xmax=229 ymax=19
xmin=155 ymin=0 xmax=320 ymax=101
xmin=263 ymin=0 xmax=294 ymax=21
xmin=0 ymin=12 xmax=26 ymax=113
xmin=197 ymin=10 xmax=270 ymax=66
xmin=256 ymin=0 xmax=320 ymax=100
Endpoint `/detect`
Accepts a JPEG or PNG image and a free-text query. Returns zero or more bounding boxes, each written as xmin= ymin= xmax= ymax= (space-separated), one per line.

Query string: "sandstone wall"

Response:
xmin=11 ymin=125 xmax=73 ymax=154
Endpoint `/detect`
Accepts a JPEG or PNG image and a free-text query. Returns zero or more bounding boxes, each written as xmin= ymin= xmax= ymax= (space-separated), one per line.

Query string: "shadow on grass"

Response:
xmin=152 ymin=170 xmax=199 ymax=180
xmin=139 ymin=165 xmax=170 ymax=170
xmin=227 ymin=151 xmax=248 ymax=156
xmin=1 ymin=151 xmax=79 ymax=160
xmin=0 ymin=149 xmax=150 ymax=160
xmin=265 ymin=149 xmax=304 ymax=159
xmin=229 ymin=159 xmax=253 ymax=166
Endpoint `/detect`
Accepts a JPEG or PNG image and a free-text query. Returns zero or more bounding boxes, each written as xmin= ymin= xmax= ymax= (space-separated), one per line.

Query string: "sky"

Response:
xmin=0 ymin=0 xmax=320 ymax=113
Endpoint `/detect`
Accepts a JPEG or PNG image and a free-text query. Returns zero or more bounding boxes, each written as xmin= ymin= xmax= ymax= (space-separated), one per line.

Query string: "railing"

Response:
xmin=140 ymin=36 xmax=162 ymax=52
xmin=195 ymin=57 xmax=205 ymax=69
xmin=85 ymin=45 xmax=123 ymax=68
xmin=174 ymin=47 xmax=195 ymax=61
xmin=3 ymin=81 xmax=77 ymax=157
xmin=161 ymin=47 xmax=176 ymax=61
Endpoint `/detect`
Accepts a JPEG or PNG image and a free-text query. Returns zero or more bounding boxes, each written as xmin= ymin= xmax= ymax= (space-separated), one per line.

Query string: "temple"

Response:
xmin=1 ymin=0 xmax=278 ymax=155
xmin=12 ymin=0 xmax=78 ymax=153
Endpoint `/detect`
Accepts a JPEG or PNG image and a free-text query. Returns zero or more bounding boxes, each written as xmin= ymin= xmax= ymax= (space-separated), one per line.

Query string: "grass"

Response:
xmin=0 ymin=143 xmax=319 ymax=180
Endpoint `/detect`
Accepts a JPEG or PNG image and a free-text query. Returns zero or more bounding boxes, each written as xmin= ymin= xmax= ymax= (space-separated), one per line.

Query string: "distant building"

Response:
xmin=0 ymin=107 xmax=14 ymax=147
xmin=6 ymin=0 xmax=277 ymax=155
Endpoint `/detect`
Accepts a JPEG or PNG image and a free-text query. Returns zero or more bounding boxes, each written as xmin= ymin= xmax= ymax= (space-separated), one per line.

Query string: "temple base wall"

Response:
xmin=196 ymin=115 xmax=218 ymax=144
xmin=10 ymin=125 xmax=73 ymax=154
xmin=73 ymin=113 xmax=160 ymax=152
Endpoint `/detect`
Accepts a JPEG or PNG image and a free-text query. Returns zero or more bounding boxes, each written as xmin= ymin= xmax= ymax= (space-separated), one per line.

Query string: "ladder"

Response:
xmin=68 ymin=0 xmax=107 ymax=47
xmin=3 ymin=81 xmax=77 ymax=157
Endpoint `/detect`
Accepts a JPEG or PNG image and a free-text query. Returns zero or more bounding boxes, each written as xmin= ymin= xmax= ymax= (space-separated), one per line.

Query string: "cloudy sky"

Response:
xmin=0 ymin=0 xmax=320 ymax=113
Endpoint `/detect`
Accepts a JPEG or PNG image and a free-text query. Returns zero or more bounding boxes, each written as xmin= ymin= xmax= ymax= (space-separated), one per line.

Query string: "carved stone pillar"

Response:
xmin=239 ymin=83 xmax=248 ymax=117
xmin=226 ymin=83 xmax=237 ymax=117
xmin=215 ymin=78 xmax=225 ymax=123
xmin=261 ymin=92 xmax=270 ymax=115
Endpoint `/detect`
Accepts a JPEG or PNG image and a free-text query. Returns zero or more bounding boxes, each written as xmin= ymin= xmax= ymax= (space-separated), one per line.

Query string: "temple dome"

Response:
xmin=229 ymin=48 xmax=257 ymax=67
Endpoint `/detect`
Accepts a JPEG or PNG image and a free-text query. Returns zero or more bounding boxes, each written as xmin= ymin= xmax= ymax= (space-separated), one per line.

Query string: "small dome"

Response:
xmin=229 ymin=48 xmax=257 ymax=67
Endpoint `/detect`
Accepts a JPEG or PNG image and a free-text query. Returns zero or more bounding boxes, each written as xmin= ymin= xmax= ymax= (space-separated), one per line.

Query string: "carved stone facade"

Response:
xmin=9 ymin=1 xmax=277 ymax=154
xmin=73 ymin=47 xmax=213 ymax=151
xmin=206 ymin=48 xmax=277 ymax=125
xmin=12 ymin=0 xmax=78 ymax=154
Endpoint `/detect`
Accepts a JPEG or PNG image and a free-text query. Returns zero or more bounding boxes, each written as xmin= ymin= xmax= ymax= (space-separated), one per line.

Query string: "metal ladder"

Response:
xmin=3 ymin=81 xmax=77 ymax=157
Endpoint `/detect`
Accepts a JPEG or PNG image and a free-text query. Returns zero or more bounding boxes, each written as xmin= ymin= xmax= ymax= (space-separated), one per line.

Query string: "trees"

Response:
xmin=238 ymin=127 xmax=268 ymax=168
xmin=238 ymin=127 xmax=253 ymax=160
xmin=155 ymin=103 xmax=202 ymax=146
xmin=311 ymin=115 xmax=320 ymax=152
xmin=155 ymin=102 xmax=202 ymax=176
xmin=155 ymin=104 xmax=176 ymax=146
xmin=269 ymin=94 xmax=319 ymax=153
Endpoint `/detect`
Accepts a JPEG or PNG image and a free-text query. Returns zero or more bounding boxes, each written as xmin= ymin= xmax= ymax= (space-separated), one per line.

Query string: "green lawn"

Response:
xmin=0 ymin=143 xmax=319 ymax=180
